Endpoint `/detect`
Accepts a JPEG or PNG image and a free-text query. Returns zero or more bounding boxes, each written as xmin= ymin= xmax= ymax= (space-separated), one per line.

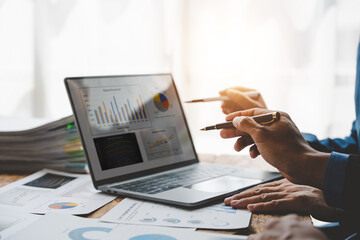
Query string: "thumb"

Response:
xmin=233 ymin=116 xmax=261 ymax=135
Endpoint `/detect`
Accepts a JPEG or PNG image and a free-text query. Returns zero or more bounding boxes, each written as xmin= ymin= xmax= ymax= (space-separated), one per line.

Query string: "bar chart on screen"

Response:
xmin=80 ymin=85 xmax=152 ymax=134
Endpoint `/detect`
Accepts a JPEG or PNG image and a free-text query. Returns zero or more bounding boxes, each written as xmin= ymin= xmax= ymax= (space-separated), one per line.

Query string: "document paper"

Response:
xmin=0 ymin=207 xmax=40 ymax=239
xmin=101 ymin=198 xmax=251 ymax=229
xmin=0 ymin=169 xmax=115 ymax=215
xmin=104 ymin=224 xmax=247 ymax=240
xmin=6 ymin=213 xmax=117 ymax=240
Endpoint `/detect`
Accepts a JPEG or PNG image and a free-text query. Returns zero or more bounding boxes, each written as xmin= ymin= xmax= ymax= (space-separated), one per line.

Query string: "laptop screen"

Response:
xmin=66 ymin=74 xmax=197 ymax=181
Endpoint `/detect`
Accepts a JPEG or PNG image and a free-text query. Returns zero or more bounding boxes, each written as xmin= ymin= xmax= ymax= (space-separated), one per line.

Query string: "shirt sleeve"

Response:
xmin=302 ymin=121 xmax=359 ymax=154
xmin=323 ymin=152 xmax=350 ymax=208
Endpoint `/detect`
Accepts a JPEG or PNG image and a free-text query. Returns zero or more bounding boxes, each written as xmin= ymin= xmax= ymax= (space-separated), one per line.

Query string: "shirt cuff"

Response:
xmin=323 ymin=152 xmax=349 ymax=208
xmin=302 ymin=132 xmax=319 ymax=142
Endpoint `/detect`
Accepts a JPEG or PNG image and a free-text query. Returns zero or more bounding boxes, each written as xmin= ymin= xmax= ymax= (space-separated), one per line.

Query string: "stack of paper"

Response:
xmin=0 ymin=115 xmax=87 ymax=173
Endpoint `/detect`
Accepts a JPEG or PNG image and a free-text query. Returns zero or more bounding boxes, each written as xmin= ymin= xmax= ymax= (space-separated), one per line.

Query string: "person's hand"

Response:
xmin=248 ymin=214 xmax=327 ymax=240
xmin=224 ymin=179 xmax=339 ymax=222
xmin=219 ymin=86 xmax=267 ymax=114
xmin=220 ymin=108 xmax=330 ymax=189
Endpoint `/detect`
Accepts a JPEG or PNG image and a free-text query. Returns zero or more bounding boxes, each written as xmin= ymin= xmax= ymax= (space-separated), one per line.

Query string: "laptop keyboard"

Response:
xmin=112 ymin=165 xmax=241 ymax=194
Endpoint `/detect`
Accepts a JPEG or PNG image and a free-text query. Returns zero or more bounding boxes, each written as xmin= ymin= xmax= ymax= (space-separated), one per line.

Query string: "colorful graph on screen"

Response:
xmin=94 ymin=133 xmax=143 ymax=170
xmin=153 ymin=93 xmax=169 ymax=112
xmin=141 ymin=127 xmax=182 ymax=160
xmin=80 ymin=85 xmax=151 ymax=134
xmin=148 ymin=135 xmax=175 ymax=151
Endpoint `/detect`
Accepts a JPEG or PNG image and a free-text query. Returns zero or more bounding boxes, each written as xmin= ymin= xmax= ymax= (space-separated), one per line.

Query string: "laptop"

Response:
xmin=65 ymin=74 xmax=281 ymax=207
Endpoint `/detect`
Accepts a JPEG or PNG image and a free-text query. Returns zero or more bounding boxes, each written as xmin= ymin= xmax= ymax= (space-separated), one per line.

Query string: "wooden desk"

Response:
xmin=0 ymin=154 xmax=310 ymax=236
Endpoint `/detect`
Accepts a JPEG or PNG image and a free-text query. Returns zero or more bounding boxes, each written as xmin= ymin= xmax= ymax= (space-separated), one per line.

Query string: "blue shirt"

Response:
xmin=303 ymin=41 xmax=360 ymax=208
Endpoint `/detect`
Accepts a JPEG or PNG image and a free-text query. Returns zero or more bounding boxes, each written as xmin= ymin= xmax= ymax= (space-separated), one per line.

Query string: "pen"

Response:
xmin=200 ymin=112 xmax=280 ymax=131
xmin=185 ymin=91 xmax=259 ymax=103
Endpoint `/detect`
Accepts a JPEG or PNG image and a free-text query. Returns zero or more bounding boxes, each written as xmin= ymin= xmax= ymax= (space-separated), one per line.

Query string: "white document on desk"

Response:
xmin=6 ymin=213 xmax=117 ymax=240
xmin=104 ymin=224 xmax=247 ymax=240
xmin=0 ymin=207 xmax=40 ymax=240
xmin=100 ymin=198 xmax=251 ymax=230
xmin=0 ymin=169 xmax=115 ymax=215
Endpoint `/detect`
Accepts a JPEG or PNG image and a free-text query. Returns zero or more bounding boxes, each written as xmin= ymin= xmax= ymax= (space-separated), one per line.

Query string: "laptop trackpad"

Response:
xmin=185 ymin=176 xmax=262 ymax=193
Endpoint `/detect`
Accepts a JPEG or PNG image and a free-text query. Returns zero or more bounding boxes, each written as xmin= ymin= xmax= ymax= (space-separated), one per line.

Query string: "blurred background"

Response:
xmin=1 ymin=0 xmax=360 ymax=155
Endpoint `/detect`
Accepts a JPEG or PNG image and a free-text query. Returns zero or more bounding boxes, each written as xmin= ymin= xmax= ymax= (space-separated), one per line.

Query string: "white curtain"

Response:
xmin=1 ymin=0 xmax=360 ymax=154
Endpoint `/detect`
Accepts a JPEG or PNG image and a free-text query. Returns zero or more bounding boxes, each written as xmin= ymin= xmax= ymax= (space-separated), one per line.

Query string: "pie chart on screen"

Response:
xmin=153 ymin=93 xmax=169 ymax=112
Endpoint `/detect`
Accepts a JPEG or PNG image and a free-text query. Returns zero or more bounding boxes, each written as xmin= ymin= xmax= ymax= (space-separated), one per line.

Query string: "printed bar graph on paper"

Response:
xmin=80 ymin=85 xmax=151 ymax=134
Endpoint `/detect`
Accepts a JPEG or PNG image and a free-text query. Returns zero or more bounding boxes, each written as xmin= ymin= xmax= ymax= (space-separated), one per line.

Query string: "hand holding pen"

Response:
xmin=185 ymin=86 xmax=267 ymax=114
xmin=220 ymin=108 xmax=329 ymax=189
xmin=219 ymin=86 xmax=267 ymax=114
xmin=185 ymin=92 xmax=259 ymax=103
xmin=200 ymin=112 xmax=280 ymax=131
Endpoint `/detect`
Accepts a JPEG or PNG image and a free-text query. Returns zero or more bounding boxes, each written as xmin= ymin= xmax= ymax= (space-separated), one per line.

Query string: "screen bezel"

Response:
xmin=64 ymin=74 xmax=199 ymax=188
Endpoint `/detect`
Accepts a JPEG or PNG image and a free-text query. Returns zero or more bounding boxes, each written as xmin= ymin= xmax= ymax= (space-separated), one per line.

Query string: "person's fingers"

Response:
xmin=249 ymin=144 xmax=260 ymax=158
xmin=231 ymin=192 xmax=286 ymax=209
xmin=234 ymin=136 xmax=254 ymax=152
xmin=220 ymin=128 xmax=248 ymax=139
xmin=225 ymin=110 xmax=255 ymax=121
xmin=219 ymin=86 xmax=255 ymax=95
xmin=227 ymin=185 xmax=283 ymax=201
xmin=226 ymin=89 xmax=259 ymax=109
xmin=225 ymin=108 xmax=271 ymax=121
xmin=221 ymin=98 xmax=247 ymax=113
xmin=221 ymin=101 xmax=233 ymax=109
xmin=232 ymin=116 xmax=262 ymax=135
xmin=221 ymin=108 xmax=230 ymax=115
xmin=231 ymin=86 xmax=255 ymax=92
xmin=219 ymin=89 xmax=227 ymax=95
xmin=234 ymin=139 xmax=243 ymax=152
xmin=227 ymin=89 xmax=261 ymax=101
xmin=220 ymin=128 xmax=237 ymax=138
xmin=261 ymin=179 xmax=288 ymax=187
xmin=247 ymin=198 xmax=295 ymax=213
xmin=221 ymin=102 xmax=238 ymax=114
xmin=224 ymin=183 xmax=284 ymax=204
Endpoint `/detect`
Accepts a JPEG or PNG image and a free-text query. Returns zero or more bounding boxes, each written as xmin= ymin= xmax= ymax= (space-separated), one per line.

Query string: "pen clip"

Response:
xmin=259 ymin=112 xmax=279 ymax=125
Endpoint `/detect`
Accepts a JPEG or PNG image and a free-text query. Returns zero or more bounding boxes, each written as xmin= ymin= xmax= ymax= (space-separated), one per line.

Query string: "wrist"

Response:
xmin=302 ymin=151 xmax=330 ymax=189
